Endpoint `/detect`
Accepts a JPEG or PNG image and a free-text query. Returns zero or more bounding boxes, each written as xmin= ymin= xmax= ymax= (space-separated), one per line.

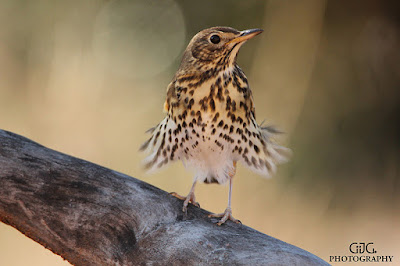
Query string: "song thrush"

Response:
xmin=141 ymin=26 xmax=290 ymax=225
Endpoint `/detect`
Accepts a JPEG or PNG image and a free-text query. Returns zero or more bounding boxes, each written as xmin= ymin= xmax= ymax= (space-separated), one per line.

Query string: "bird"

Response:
xmin=140 ymin=26 xmax=290 ymax=225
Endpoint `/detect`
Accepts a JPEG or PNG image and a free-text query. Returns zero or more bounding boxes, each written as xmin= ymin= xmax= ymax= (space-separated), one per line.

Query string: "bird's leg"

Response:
xmin=208 ymin=178 xmax=241 ymax=225
xmin=170 ymin=181 xmax=200 ymax=213
xmin=208 ymin=162 xmax=241 ymax=226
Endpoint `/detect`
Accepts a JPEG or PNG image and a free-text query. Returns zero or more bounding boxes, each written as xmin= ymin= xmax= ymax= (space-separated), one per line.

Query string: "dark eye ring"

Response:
xmin=210 ymin=34 xmax=221 ymax=44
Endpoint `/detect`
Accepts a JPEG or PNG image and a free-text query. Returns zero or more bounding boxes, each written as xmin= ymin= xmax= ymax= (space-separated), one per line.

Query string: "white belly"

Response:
xmin=180 ymin=114 xmax=236 ymax=184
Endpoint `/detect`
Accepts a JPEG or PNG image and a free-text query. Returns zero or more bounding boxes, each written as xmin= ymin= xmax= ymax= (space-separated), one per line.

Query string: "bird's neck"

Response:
xmin=176 ymin=63 xmax=242 ymax=87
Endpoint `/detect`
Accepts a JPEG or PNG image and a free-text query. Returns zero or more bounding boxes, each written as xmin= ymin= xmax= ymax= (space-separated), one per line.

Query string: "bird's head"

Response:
xmin=177 ymin=26 xmax=263 ymax=75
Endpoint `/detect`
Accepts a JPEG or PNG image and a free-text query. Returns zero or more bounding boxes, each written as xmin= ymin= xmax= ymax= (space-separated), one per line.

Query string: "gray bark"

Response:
xmin=0 ymin=129 xmax=329 ymax=265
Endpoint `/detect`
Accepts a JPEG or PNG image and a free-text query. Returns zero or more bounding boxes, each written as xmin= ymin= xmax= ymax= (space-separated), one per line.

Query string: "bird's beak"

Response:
xmin=226 ymin=28 xmax=263 ymax=45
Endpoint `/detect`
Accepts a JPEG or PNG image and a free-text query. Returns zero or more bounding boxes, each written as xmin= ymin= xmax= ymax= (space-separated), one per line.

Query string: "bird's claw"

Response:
xmin=170 ymin=192 xmax=200 ymax=213
xmin=208 ymin=207 xmax=241 ymax=226
xmin=169 ymin=192 xmax=186 ymax=201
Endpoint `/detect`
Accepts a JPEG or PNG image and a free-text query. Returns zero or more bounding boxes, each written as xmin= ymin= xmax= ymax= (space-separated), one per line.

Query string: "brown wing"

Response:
xmin=163 ymin=81 xmax=176 ymax=112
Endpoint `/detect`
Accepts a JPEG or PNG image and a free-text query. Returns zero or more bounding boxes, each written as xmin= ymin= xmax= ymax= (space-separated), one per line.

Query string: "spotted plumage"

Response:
xmin=141 ymin=26 xmax=290 ymax=225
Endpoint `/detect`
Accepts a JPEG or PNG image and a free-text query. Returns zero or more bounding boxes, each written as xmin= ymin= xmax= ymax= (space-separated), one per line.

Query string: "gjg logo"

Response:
xmin=329 ymin=242 xmax=393 ymax=263
xmin=349 ymin=242 xmax=377 ymax=254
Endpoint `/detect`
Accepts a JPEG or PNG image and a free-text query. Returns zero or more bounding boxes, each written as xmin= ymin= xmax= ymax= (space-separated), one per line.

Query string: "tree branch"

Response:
xmin=0 ymin=129 xmax=328 ymax=265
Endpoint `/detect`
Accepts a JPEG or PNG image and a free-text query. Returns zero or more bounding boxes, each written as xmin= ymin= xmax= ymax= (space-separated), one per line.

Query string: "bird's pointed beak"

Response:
xmin=227 ymin=28 xmax=263 ymax=45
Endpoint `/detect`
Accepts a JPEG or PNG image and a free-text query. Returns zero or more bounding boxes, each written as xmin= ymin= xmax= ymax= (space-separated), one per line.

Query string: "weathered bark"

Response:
xmin=0 ymin=129 xmax=328 ymax=265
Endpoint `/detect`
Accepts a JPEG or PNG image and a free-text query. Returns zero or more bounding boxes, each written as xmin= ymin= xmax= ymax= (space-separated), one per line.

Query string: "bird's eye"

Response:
xmin=210 ymin=34 xmax=221 ymax=44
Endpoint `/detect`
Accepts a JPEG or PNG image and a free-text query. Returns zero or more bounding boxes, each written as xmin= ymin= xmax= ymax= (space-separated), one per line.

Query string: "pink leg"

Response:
xmin=170 ymin=181 xmax=200 ymax=213
xmin=208 ymin=162 xmax=241 ymax=225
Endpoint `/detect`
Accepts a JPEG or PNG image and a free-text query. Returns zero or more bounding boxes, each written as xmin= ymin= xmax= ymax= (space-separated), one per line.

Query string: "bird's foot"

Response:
xmin=169 ymin=192 xmax=200 ymax=213
xmin=208 ymin=207 xmax=241 ymax=226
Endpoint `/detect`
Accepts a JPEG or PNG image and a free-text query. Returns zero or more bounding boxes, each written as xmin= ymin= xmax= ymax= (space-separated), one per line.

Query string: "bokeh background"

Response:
xmin=1 ymin=0 xmax=399 ymax=265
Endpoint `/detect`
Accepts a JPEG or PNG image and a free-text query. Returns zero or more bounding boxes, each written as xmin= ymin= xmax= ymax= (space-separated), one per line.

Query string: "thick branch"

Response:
xmin=0 ymin=130 xmax=328 ymax=265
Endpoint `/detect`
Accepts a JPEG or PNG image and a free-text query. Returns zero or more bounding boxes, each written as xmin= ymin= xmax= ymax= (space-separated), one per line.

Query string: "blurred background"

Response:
xmin=1 ymin=0 xmax=399 ymax=264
